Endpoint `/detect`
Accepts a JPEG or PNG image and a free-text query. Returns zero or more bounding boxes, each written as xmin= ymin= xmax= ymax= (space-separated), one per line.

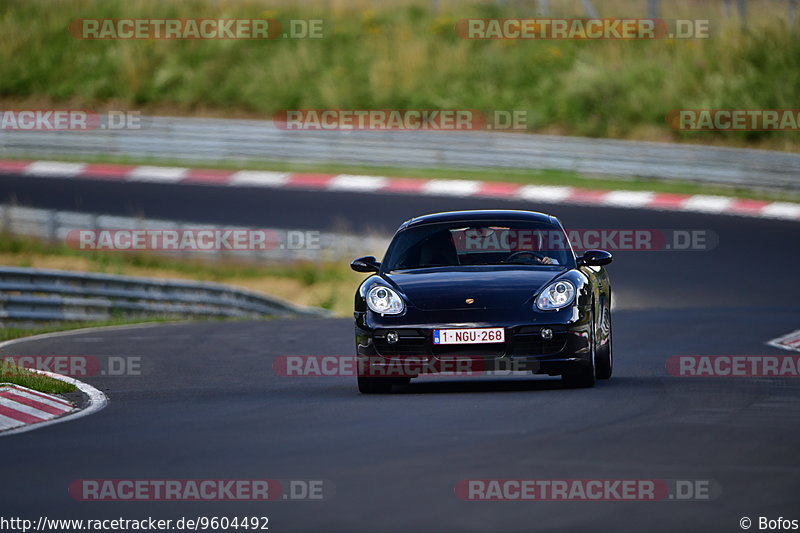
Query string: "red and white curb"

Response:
xmin=0 ymin=371 xmax=107 ymax=436
xmin=0 ymin=383 xmax=75 ymax=431
xmin=0 ymin=330 xmax=110 ymax=437
xmin=2 ymin=158 xmax=799 ymax=222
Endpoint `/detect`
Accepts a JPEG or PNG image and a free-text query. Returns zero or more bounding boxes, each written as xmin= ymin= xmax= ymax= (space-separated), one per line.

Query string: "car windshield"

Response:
xmin=382 ymin=220 xmax=575 ymax=271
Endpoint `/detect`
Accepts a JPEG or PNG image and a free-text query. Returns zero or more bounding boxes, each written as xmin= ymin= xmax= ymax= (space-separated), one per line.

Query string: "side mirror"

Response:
xmin=578 ymin=249 xmax=613 ymax=267
xmin=350 ymin=256 xmax=381 ymax=273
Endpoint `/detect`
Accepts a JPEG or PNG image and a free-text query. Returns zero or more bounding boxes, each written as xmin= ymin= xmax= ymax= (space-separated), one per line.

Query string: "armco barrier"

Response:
xmin=0 ymin=204 xmax=390 ymax=263
xmin=0 ymin=266 xmax=326 ymax=323
xmin=1 ymin=115 xmax=798 ymax=190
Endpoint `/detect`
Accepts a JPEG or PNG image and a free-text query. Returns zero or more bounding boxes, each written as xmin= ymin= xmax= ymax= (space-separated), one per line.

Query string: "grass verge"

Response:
xmin=0 ymin=360 xmax=77 ymax=394
xmin=0 ymin=0 xmax=798 ymax=151
xmin=0 ymin=317 xmax=176 ymax=343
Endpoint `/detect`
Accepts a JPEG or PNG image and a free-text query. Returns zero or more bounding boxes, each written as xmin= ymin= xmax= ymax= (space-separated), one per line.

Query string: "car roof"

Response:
xmin=398 ymin=210 xmax=559 ymax=231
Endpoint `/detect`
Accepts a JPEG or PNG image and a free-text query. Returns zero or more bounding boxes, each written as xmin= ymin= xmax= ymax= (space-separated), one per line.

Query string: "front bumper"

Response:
xmin=355 ymin=307 xmax=593 ymax=377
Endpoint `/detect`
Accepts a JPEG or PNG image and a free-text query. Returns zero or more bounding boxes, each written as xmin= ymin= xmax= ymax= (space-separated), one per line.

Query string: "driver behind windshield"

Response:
xmin=384 ymin=221 xmax=572 ymax=270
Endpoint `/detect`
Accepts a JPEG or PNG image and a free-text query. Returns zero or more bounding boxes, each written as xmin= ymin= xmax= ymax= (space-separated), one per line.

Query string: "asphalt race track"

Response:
xmin=2 ymin=175 xmax=800 ymax=532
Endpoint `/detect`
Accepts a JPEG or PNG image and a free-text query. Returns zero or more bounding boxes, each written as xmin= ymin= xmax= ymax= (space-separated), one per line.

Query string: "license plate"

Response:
xmin=433 ymin=328 xmax=505 ymax=345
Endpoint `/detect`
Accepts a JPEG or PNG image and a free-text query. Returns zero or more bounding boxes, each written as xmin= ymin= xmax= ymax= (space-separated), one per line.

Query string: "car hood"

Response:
xmin=384 ymin=267 xmax=563 ymax=311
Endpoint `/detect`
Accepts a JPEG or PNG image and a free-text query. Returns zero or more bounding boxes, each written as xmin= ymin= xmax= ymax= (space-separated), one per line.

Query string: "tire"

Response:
xmin=562 ymin=311 xmax=597 ymax=389
xmin=595 ymin=307 xmax=613 ymax=380
xmin=357 ymin=376 xmax=394 ymax=394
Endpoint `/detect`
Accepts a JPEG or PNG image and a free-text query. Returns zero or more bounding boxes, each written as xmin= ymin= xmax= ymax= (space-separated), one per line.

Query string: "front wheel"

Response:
xmin=562 ymin=312 xmax=597 ymax=389
xmin=595 ymin=307 xmax=613 ymax=380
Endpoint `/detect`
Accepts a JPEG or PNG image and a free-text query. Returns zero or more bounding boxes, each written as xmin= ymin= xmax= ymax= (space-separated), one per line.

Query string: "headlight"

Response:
xmin=535 ymin=280 xmax=576 ymax=311
xmin=366 ymin=285 xmax=405 ymax=315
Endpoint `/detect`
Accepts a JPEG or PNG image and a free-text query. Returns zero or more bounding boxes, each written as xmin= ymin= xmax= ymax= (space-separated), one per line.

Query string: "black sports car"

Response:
xmin=351 ymin=210 xmax=613 ymax=394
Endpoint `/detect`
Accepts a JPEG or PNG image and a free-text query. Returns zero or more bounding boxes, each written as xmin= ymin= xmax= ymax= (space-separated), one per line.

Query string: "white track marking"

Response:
xmin=228 ymin=170 xmax=290 ymax=187
xmin=422 ymin=179 xmax=481 ymax=196
xmin=128 ymin=166 xmax=188 ymax=182
xmin=0 ymin=413 xmax=24 ymax=430
xmin=761 ymin=202 xmax=800 ymax=220
xmin=328 ymin=174 xmax=388 ymax=192
xmin=517 ymin=185 xmax=574 ymax=202
xmin=25 ymin=161 xmax=86 ymax=177
xmin=682 ymin=195 xmax=735 ymax=213
xmin=767 ymin=329 xmax=800 ymax=353
xmin=603 ymin=190 xmax=655 ymax=208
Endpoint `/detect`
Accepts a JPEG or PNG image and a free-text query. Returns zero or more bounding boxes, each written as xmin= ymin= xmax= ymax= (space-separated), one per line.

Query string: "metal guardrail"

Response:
xmin=0 ymin=203 xmax=367 ymax=322
xmin=1 ymin=116 xmax=798 ymax=191
xmin=0 ymin=266 xmax=327 ymax=323
xmin=0 ymin=204 xmax=390 ymax=263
